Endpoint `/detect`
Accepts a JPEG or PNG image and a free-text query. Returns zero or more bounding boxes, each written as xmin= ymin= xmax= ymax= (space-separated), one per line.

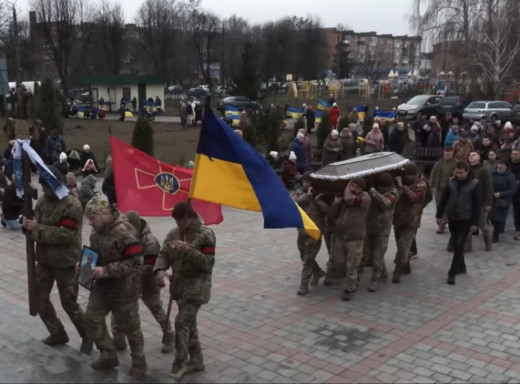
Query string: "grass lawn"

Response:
xmin=61 ymin=119 xmax=201 ymax=168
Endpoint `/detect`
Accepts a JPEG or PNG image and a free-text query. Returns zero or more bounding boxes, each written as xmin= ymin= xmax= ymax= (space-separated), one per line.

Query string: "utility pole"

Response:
xmin=4 ymin=0 xmax=20 ymax=117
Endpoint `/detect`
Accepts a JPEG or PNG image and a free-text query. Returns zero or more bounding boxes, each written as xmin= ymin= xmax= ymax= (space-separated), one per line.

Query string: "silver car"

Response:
xmin=463 ymin=101 xmax=513 ymax=121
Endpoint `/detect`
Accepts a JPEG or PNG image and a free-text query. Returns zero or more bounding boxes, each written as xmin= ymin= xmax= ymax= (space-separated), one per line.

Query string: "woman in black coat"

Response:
xmin=490 ymin=160 xmax=517 ymax=242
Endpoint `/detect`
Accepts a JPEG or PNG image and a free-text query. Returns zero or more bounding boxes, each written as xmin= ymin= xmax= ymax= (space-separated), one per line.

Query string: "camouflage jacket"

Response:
xmin=393 ymin=176 xmax=427 ymax=229
xmin=32 ymin=194 xmax=83 ymax=269
xmin=367 ymin=186 xmax=400 ymax=235
xmin=294 ymin=192 xmax=329 ymax=233
xmin=89 ymin=212 xmax=143 ymax=302
xmin=154 ymin=217 xmax=215 ymax=306
xmin=140 ymin=220 xmax=161 ymax=276
xmin=329 ymin=188 xmax=371 ymax=241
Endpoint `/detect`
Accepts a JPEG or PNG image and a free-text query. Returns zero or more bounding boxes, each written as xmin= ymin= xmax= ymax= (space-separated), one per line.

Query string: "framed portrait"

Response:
xmin=77 ymin=246 xmax=99 ymax=290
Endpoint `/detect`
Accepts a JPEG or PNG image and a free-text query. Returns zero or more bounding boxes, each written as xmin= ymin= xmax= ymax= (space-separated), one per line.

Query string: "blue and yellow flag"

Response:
xmin=224 ymin=105 xmax=241 ymax=126
xmin=189 ymin=110 xmax=320 ymax=240
xmin=317 ymin=99 xmax=328 ymax=110
xmin=356 ymin=105 xmax=366 ymax=121
xmin=315 ymin=110 xmax=323 ymax=124
xmin=286 ymin=106 xmax=302 ymax=119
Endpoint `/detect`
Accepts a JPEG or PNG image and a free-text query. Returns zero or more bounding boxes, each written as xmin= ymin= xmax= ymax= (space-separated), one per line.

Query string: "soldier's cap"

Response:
xmin=376 ymin=172 xmax=394 ymax=187
xmin=85 ymin=196 xmax=112 ymax=216
xmin=39 ymin=165 xmax=63 ymax=186
xmin=125 ymin=210 xmax=143 ymax=232
xmin=351 ymin=177 xmax=366 ymax=190
xmin=403 ymin=162 xmax=419 ymax=175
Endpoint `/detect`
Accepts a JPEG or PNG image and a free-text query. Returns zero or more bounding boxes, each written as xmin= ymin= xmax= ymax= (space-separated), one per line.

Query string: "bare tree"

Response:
xmin=474 ymin=0 xmax=520 ymax=98
xmin=92 ymin=1 xmax=125 ymax=74
xmin=135 ymin=0 xmax=181 ymax=80
xmin=32 ymin=0 xmax=96 ymax=96
xmin=355 ymin=43 xmax=393 ymax=84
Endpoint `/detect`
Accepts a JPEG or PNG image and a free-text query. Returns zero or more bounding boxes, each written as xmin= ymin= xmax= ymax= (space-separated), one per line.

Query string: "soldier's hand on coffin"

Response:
xmin=334 ymin=196 xmax=342 ymax=204
xmin=155 ymin=270 xmax=166 ymax=287
xmin=395 ymin=176 xmax=403 ymax=187
xmin=92 ymin=266 xmax=105 ymax=280
xmin=307 ymin=186 xmax=313 ymax=196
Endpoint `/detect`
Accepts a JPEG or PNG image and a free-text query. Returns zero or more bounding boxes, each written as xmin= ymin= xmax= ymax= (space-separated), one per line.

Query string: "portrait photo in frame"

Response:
xmin=77 ymin=246 xmax=99 ymax=290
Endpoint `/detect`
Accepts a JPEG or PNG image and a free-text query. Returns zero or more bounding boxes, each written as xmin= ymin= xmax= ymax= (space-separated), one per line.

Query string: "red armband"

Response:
xmin=59 ymin=216 xmax=78 ymax=230
xmin=387 ymin=194 xmax=396 ymax=203
xmin=354 ymin=195 xmax=361 ymax=206
xmin=415 ymin=190 xmax=424 ymax=197
xmin=201 ymin=246 xmax=215 ymax=255
xmin=123 ymin=242 xmax=143 ymax=258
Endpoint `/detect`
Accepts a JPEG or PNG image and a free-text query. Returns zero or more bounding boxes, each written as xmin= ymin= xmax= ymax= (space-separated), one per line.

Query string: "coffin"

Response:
xmin=309 ymin=152 xmax=410 ymax=195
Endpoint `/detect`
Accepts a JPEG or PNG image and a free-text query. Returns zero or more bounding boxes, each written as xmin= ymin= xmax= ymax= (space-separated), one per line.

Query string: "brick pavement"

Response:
xmin=1 ymin=180 xmax=520 ymax=382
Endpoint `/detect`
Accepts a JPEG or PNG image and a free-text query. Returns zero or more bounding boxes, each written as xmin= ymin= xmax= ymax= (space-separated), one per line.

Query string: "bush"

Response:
xmin=132 ymin=116 xmax=154 ymax=156
xmin=37 ymin=77 xmax=62 ymax=133
xmin=338 ymin=115 xmax=350 ymax=131
xmin=317 ymin=110 xmax=331 ymax=149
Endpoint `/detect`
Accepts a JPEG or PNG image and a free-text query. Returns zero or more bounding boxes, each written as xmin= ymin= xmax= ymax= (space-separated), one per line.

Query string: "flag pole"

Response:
xmin=22 ymin=149 xmax=38 ymax=316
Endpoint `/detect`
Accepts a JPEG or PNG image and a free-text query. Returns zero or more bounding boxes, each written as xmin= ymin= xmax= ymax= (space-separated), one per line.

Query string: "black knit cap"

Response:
xmin=351 ymin=177 xmax=366 ymax=190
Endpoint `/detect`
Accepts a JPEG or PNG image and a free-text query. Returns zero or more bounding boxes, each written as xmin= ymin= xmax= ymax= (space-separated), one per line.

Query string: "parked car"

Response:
xmin=217 ymin=96 xmax=259 ymax=114
xmin=438 ymin=95 xmax=470 ymax=119
xmin=186 ymin=87 xmax=209 ymax=98
xmin=512 ymin=102 xmax=520 ymax=123
xmin=397 ymin=95 xmax=442 ymax=120
xmin=463 ymin=101 xmax=513 ymax=121
xmin=167 ymin=85 xmax=184 ymax=94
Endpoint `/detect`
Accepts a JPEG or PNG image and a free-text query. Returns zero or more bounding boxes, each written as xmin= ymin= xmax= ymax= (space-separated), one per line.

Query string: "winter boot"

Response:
xmin=447 ymin=274 xmax=456 ymax=285
xmin=297 ymin=282 xmax=309 ymax=296
xmin=367 ymin=279 xmax=379 ymax=292
xmin=170 ymin=360 xmax=188 ymax=381
xmin=392 ymin=267 xmax=401 ymax=284
xmin=42 ymin=332 xmax=69 ymax=346
xmin=90 ymin=357 xmax=119 ymax=371
xmin=185 ymin=354 xmax=205 ymax=374
xmin=310 ymin=270 xmax=325 ymax=286
xmin=402 ymin=262 xmax=411 ymax=275
xmin=484 ymin=234 xmax=492 ymax=251
xmin=341 ymin=290 xmax=352 ymax=301
xmin=129 ymin=361 xmax=147 ymax=380
xmin=161 ymin=332 xmax=174 ymax=353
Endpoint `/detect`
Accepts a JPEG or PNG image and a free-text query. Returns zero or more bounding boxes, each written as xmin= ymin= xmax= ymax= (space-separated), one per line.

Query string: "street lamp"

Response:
xmin=2 ymin=0 xmax=20 ymax=116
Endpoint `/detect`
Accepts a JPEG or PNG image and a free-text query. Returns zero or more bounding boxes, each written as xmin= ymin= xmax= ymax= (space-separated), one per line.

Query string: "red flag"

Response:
xmin=110 ymin=136 xmax=223 ymax=225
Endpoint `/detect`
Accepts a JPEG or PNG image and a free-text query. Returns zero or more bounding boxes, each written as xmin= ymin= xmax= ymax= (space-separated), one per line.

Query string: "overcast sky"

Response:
xmin=17 ymin=0 xmax=416 ymax=36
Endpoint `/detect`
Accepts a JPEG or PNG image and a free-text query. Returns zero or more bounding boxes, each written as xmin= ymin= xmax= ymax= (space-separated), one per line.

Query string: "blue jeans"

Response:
xmin=1 ymin=217 xmax=21 ymax=230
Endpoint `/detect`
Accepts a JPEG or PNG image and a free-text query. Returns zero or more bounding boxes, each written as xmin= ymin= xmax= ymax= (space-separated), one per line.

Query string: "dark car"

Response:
xmin=186 ymin=87 xmax=209 ymax=98
xmin=438 ymin=95 xmax=470 ymax=119
xmin=397 ymin=95 xmax=442 ymax=120
xmin=217 ymin=96 xmax=259 ymax=114
xmin=512 ymin=102 xmax=520 ymax=124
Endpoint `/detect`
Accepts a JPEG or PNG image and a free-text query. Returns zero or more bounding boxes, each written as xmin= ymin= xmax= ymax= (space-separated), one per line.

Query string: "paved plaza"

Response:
xmin=2 ymin=181 xmax=520 ymax=383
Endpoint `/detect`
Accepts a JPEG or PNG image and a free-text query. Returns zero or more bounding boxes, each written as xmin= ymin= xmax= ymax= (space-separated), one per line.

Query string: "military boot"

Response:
xmin=341 ymin=290 xmax=352 ymax=301
xmin=392 ymin=267 xmax=401 ymax=284
xmin=90 ymin=357 xmax=119 ymax=371
xmin=130 ymin=361 xmax=147 ymax=380
xmin=323 ymin=270 xmax=335 ymax=286
xmin=113 ymin=334 xmax=127 ymax=351
xmin=310 ymin=270 xmax=325 ymax=286
xmin=161 ymin=332 xmax=174 ymax=353
xmin=380 ymin=268 xmax=388 ymax=281
xmin=170 ymin=360 xmax=188 ymax=381
xmin=42 ymin=332 xmax=69 ymax=346
xmin=297 ymin=282 xmax=309 ymax=295
xmin=185 ymin=354 xmax=205 ymax=374
xmin=402 ymin=262 xmax=411 ymax=275
xmin=367 ymin=279 xmax=379 ymax=293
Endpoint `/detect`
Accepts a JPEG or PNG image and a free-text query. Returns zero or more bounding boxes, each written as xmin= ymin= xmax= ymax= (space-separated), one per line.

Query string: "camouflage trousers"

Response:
xmin=332 ymin=236 xmax=364 ymax=292
xmin=85 ymin=287 xmax=145 ymax=366
xmin=466 ymin=208 xmax=492 ymax=247
xmin=325 ymin=233 xmax=346 ymax=279
xmin=297 ymin=232 xmax=323 ymax=284
xmin=364 ymin=233 xmax=390 ymax=280
xmin=36 ymin=263 xmax=86 ymax=338
xmin=393 ymin=227 xmax=416 ymax=267
xmin=111 ymin=271 xmax=172 ymax=342
xmin=174 ymin=302 xmax=202 ymax=366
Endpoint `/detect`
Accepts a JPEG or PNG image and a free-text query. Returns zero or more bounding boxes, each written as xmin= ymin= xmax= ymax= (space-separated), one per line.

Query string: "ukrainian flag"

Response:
xmin=225 ymin=105 xmax=241 ymax=126
xmin=356 ymin=105 xmax=366 ymax=121
xmin=315 ymin=110 xmax=323 ymax=124
xmin=286 ymin=106 xmax=302 ymax=119
xmin=189 ymin=110 xmax=320 ymax=240
xmin=317 ymin=98 xmax=328 ymax=110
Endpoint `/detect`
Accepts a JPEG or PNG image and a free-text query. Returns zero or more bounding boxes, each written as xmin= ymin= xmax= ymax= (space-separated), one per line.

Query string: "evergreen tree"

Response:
xmin=132 ymin=116 xmax=154 ymax=156
xmin=317 ymin=110 xmax=331 ymax=149
xmin=232 ymin=42 xmax=260 ymax=100
xmin=37 ymin=77 xmax=62 ymax=132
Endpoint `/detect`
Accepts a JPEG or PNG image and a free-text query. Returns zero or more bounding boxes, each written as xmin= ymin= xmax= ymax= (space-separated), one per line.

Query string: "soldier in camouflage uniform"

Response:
xmin=154 ymin=202 xmax=216 ymax=381
xmin=83 ymin=197 xmax=146 ymax=379
xmin=22 ymin=166 xmax=88 ymax=348
xmin=329 ymin=178 xmax=371 ymax=301
xmin=364 ymin=173 xmax=400 ymax=292
xmin=392 ymin=163 xmax=427 ymax=284
xmin=293 ymin=176 xmax=328 ymax=295
xmin=111 ymin=211 xmax=174 ymax=353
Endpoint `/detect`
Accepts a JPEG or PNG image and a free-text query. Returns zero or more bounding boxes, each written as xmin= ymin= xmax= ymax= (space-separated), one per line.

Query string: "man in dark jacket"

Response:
xmin=436 ymin=161 xmax=482 ymax=285
xmin=1 ymin=177 xmax=24 ymax=229
xmin=388 ymin=122 xmax=405 ymax=154
xmin=508 ymin=149 xmax=520 ymax=239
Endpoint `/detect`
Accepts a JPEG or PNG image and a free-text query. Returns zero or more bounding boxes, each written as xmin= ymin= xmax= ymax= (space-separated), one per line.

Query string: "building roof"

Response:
xmin=76 ymin=74 xmax=167 ymax=86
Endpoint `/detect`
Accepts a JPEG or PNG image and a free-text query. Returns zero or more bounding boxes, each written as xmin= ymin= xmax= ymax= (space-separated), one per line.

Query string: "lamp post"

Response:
xmin=3 ymin=0 xmax=20 ymax=116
